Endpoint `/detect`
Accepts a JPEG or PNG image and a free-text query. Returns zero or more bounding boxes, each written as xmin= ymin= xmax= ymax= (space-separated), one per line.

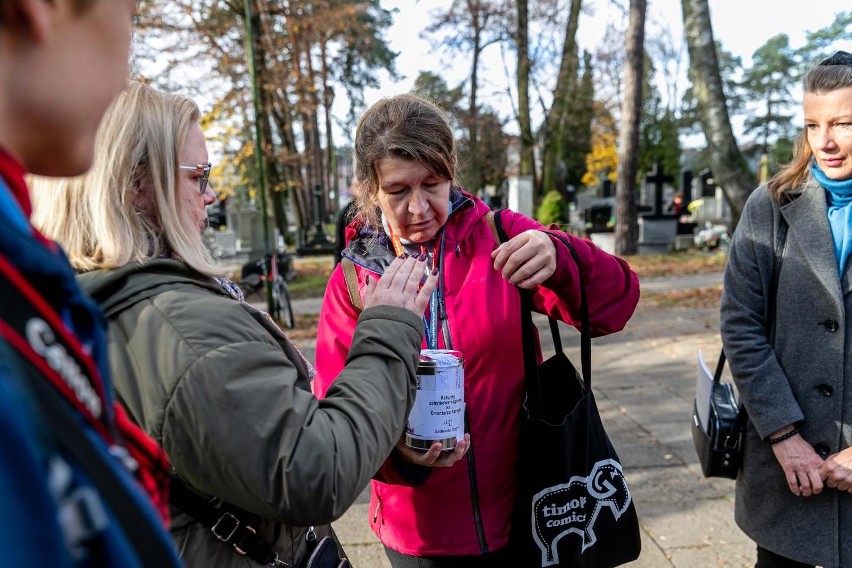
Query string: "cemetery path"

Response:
xmin=285 ymin=270 xmax=751 ymax=568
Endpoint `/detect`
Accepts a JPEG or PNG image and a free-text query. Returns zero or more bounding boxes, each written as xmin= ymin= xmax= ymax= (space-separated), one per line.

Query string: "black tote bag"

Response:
xmin=494 ymin=214 xmax=641 ymax=567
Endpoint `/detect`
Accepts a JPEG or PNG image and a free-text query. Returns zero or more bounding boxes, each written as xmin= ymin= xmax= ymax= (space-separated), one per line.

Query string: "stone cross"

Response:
xmin=645 ymin=163 xmax=673 ymax=217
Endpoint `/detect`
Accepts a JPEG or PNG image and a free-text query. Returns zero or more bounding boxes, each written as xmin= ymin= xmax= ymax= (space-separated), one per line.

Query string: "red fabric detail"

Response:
xmin=113 ymin=403 xmax=171 ymax=526
xmin=0 ymin=148 xmax=56 ymax=248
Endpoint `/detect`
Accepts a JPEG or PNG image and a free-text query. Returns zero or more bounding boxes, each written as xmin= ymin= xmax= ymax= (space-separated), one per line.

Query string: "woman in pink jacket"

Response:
xmin=315 ymin=93 xmax=640 ymax=567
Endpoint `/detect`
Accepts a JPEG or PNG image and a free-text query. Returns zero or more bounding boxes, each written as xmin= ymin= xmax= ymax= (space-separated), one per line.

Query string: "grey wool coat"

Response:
xmin=721 ymin=178 xmax=852 ymax=567
xmin=79 ymin=260 xmax=423 ymax=568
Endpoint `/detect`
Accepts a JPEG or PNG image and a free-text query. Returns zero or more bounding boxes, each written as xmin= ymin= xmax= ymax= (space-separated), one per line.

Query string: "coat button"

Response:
xmin=821 ymin=319 xmax=840 ymax=332
xmin=815 ymin=384 xmax=833 ymax=397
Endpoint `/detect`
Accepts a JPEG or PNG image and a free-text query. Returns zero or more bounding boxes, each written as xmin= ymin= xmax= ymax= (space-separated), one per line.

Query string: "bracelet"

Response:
xmin=768 ymin=428 xmax=800 ymax=445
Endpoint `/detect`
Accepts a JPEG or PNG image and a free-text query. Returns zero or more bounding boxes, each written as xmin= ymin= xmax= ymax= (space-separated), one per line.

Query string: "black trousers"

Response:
xmin=383 ymin=545 xmax=514 ymax=568
xmin=756 ymin=546 xmax=816 ymax=568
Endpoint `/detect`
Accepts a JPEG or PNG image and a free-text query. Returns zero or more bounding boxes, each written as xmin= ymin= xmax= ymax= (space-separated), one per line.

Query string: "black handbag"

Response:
xmin=691 ymin=350 xmax=746 ymax=479
xmin=691 ymin=217 xmax=787 ymax=480
xmin=494 ymin=213 xmax=641 ymax=567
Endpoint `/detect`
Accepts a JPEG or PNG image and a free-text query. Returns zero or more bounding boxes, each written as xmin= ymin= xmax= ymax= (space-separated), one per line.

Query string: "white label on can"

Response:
xmin=407 ymin=388 xmax=465 ymax=441
xmin=408 ymin=350 xmax=465 ymax=443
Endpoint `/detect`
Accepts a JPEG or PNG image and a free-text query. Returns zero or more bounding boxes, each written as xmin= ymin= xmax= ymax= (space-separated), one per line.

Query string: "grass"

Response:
xmin=288 ymin=256 xmax=336 ymax=300
xmin=639 ymin=285 xmax=722 ymax=311
xmin=628 ymin=249 xmax=727 ymax=311
xmin=626 ymin=248 xmax=728 ymax=279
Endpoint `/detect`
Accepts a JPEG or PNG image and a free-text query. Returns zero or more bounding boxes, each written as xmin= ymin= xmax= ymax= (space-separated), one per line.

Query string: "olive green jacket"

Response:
xmin=79 ymin=259 xmax=423 ymax=568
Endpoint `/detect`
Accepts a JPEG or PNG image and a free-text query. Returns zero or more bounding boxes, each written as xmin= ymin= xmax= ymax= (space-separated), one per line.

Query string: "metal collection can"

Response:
xmin=404 ymin=349 xmax=465 ymax=451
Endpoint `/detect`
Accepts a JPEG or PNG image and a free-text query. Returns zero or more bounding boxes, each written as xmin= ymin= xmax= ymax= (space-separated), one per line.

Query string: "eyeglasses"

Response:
xmin=179 ymin=162 xmax=212 ymax=195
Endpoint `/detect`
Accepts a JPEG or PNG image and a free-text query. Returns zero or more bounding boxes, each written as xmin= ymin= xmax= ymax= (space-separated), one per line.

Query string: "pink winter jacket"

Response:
xmin=314 ymin=192 xmax=639 ymax=557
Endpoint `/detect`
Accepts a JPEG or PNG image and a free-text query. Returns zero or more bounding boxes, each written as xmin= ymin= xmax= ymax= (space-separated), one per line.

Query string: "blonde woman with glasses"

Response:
xmin=32 ymin=80 xmax=438 ymax=568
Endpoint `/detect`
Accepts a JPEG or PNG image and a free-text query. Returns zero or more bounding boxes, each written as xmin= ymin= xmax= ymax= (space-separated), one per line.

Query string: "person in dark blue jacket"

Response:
xmin=0 ymin=1 xmax=182 ymax=566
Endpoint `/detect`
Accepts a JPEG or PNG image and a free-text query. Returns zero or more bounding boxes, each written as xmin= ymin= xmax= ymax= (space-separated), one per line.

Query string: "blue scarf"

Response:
xmin=813 ymin=163 xmax=852 ymax=274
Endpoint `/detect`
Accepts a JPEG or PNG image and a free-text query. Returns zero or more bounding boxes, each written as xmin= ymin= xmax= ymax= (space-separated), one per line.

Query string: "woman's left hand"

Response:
xmin=819 ymin=448 xmax=852 ymax=492
xmin=394 ymin=434 xmax=471 ymax=468
xmin=491 ymin=230 xmax=557 ymax=289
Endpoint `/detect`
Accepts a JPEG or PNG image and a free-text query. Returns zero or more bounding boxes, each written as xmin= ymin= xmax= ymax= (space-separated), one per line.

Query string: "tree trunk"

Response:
xmin=615 ymin=0 xmax=646 ymax=257
xmin=540 ymin=0 xmax=582 ymax=197
xmin=246 ymin=2 xmax=273 ymax=253
xmin=681 ymin=0 xmax=753 ymax=227
xmin=321 ymin=37 xmax=337 ymax=221
xmin=269 ymin=88 xmax=306 ymax=246
xmin=515 ymin=0 xmax=535 ymax=181
xmin=466 ymin=0 xmax=482 ymax=195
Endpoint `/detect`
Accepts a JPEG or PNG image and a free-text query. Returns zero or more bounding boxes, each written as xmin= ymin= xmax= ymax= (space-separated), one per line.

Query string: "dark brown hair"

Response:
xmin=351 ymin=93 xmax=457 ymax=229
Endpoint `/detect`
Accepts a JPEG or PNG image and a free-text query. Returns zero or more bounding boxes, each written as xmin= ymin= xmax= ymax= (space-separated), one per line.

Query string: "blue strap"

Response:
xmin=0 ymin=176 xmax=32 ymax=236
xmin=425 ymin=288 xmax=439 ymax=349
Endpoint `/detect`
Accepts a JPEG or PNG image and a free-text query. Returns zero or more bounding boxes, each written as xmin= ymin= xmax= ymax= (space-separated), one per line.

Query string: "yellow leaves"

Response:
xmin=583 ymin=128 xmax=618 ymax=187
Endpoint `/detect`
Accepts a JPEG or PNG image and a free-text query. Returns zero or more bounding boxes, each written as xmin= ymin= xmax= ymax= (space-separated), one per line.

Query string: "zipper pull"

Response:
xmin=372 ymin=500 xmax=382 ymax=524
xmin=455 ymin=243 xmax=460 ymax=257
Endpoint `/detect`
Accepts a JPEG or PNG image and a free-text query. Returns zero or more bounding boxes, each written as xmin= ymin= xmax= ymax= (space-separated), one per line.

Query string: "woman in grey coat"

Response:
xmin=721 ymin=51 xmax=852 ymax=568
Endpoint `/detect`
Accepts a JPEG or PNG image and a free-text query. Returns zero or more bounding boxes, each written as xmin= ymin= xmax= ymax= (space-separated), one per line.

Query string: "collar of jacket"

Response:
xmin=342 ymin=188 xmax=474 ymax=273
xmin=77 ymin=259 xmax=227 ymax=317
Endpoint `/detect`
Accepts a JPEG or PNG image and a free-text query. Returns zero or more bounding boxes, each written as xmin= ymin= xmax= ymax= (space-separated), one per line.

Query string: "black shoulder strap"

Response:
xmin=169 ymin=478 xmax=282 ymax=566
xmin=719 ymin=214 xmax=788 ymax=373
xmin=493 ymin=209 xmax=591 ymax=392
xmin=724 ymin=214 xmax=788 ymax=436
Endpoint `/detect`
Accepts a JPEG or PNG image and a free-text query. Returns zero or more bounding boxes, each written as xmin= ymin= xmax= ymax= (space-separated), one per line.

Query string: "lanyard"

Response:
xmin=388 ymin=226 xmax=441 ymax=349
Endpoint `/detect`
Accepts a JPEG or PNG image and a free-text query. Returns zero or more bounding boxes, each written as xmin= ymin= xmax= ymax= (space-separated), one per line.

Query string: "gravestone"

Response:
xmin=638 ymin=163 xmax=677 ymax=252
xmin=298 ymin=186 xmax=335 ymax=255
xmin=681 ymin=169 xmax=693 ymax=206
xmin=507 ymin=175 xmax=534 ymax=217
xmin=671 ymin=169 xmax=697 ymax=250
xmin=214 ymin=230 xmax=238 ymax=257
xmin=583 ymin=199 xmax=615 ymax=234
xmin=689 ymin=169 xmax=731 ymax=224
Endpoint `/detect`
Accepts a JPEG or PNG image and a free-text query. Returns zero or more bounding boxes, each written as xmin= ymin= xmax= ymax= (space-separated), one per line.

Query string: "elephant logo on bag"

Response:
xmin=530 ymin=459 xmax=632 ymax=566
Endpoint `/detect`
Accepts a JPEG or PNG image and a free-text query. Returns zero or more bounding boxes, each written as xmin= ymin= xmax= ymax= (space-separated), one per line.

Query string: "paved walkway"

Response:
xmin=287 ymin=273 xmax=757 ymax=567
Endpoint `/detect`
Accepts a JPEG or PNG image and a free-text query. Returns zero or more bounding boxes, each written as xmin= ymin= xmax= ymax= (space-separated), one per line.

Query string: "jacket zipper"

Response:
xmin=464 ymin=410 xmax=488 ymax=553
xmin=438 ymin=234 xmax=487 ymax=553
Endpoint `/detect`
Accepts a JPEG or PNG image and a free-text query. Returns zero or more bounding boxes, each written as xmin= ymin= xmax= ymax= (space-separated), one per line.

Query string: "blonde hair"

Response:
xmin=351 ymin=93 xmax=457 ymax=230
xmin=31 ymin=81 xmax=224 ymax=276
xmin=768 ymin=61 xmax=852 ymax=201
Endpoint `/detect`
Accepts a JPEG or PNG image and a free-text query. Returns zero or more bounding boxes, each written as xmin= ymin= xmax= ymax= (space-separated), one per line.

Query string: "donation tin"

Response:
xmin=404 ymin=349 xmax=465 ymax=451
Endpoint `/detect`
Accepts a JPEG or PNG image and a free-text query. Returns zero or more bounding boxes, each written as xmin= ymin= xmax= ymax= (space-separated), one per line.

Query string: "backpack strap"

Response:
xmin=485 ymin=210 xmax=500 ymax=244
xmin=341 ymin=258 xmax=364 ymax=313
